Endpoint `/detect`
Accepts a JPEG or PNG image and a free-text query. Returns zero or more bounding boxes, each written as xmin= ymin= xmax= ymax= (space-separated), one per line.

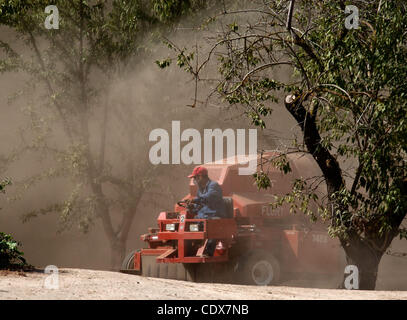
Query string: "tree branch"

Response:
xmin=286 ymin=0 xmax=295 ymax=30
xmin=227 ymin=61 xmax=292 ymax=94
xmin=285 ymin=94 xmax=345 ymax=195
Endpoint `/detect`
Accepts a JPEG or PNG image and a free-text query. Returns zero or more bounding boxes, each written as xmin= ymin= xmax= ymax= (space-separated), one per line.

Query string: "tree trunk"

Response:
xmin=339 ymin=234 xmax=388 ymax=290
xmin=345 ymin=246 xmax=380 ymax=289
xmin=285 ymin=94 xmax=385 ymax=290
xmin=109 ymin=239 xmax=126 ymax=270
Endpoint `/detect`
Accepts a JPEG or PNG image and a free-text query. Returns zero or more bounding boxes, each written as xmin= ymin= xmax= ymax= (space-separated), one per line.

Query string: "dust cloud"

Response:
xmin=0 ymin=13 xmax=406 ymax=291
xmin=0 ymin=23 xmax=253 ymax=271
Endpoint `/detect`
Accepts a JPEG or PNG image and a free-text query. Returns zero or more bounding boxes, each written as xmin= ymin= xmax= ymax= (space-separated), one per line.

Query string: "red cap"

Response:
xmin=188 ymin=166 xmax=208 ymax=178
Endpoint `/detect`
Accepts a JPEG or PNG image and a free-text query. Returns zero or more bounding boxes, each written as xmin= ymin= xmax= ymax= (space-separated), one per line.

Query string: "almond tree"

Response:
xmin=0 ymin=0 xmax=217 ymax=268
xmin=161 ymin=0 xmax=407 ymax=289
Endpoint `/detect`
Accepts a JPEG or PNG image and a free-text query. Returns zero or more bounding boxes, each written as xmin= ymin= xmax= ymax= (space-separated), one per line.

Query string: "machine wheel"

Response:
xmin=241 ymin=251 xmax=280 ymax=286
xmin=121 ymin=251 xmax=136 ymax=270
xmin=141 ymin=255 xmax=195 ymax=281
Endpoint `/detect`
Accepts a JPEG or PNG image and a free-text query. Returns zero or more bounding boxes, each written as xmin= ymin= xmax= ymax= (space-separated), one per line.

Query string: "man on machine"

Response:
xmin=185 ymin=166 xmax=225 ymax=257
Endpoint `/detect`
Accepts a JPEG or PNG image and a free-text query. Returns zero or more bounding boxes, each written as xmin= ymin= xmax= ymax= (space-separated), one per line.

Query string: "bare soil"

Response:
xmin=0 ymin=268 xmax=406 ymax=300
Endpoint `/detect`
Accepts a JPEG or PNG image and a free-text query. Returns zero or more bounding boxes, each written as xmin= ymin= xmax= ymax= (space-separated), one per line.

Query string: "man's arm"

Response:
xmin=196 ymin=182 xmax=222 ymax=204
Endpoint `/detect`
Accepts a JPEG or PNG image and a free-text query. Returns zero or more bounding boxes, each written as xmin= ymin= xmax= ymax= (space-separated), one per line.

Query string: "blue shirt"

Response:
xmin=194 ymin=180 xmax=225 ymax=219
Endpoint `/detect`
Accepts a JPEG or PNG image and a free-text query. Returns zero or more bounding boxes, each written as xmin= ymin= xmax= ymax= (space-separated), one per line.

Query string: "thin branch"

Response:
xmin=27 ymin=32 xmax=74 ymax=142
xmin=227 ymin=61 xmax=292 ymax=94
xmin=286 ymin=0 xmax=296 ymax=30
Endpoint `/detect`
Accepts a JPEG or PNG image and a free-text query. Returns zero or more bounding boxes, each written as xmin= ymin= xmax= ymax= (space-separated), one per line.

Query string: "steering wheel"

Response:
xmin=177 ymin=200 xmax=203 ymax=213
xmin=177 ymin=200 xmax=191 ymax=208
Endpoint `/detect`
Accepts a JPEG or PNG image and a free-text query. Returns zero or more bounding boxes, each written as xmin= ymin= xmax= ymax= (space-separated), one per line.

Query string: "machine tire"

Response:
xmin=121 ymin=251 xmax=136 ymax=270
xmin=241 ymin=250 xmax=280 ymax=286
xmin=141 ymin=255 xmax=195 ymax=281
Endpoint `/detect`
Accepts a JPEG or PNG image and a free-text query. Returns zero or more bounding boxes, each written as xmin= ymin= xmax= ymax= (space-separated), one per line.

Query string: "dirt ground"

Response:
xmin=0 ymin=268 xmax=406 ymax=300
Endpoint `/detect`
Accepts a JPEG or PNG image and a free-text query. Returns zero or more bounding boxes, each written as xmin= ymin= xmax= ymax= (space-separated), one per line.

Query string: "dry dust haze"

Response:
xmin=0 ymin=14 xmax=406 ymax=290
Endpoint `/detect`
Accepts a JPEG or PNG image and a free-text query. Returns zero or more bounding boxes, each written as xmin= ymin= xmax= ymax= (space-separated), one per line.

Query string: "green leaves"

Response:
xmin=253 ymin=171 xmax=271 ymax=190
xmin=155 ymin=58 xmax=172 ymax=69
xmin=0 ymin=232 xmax=27 ymax=269
xmin=248 ymin=111 xmax=266 ymax=129
xmin=271 ymin=155 xmax=292 ymax=175
xmin=0 ymin=178 xmax=11 ymax=193
xmin=152 ymin=0 xmax=192 ymax=22
xmin=229 ymin=22 xmax=238 ymax=32
xmin=269 ymin=178 xmax=319 ymax=222
xmin=176 ymin=51 xmax=194 ymax=71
